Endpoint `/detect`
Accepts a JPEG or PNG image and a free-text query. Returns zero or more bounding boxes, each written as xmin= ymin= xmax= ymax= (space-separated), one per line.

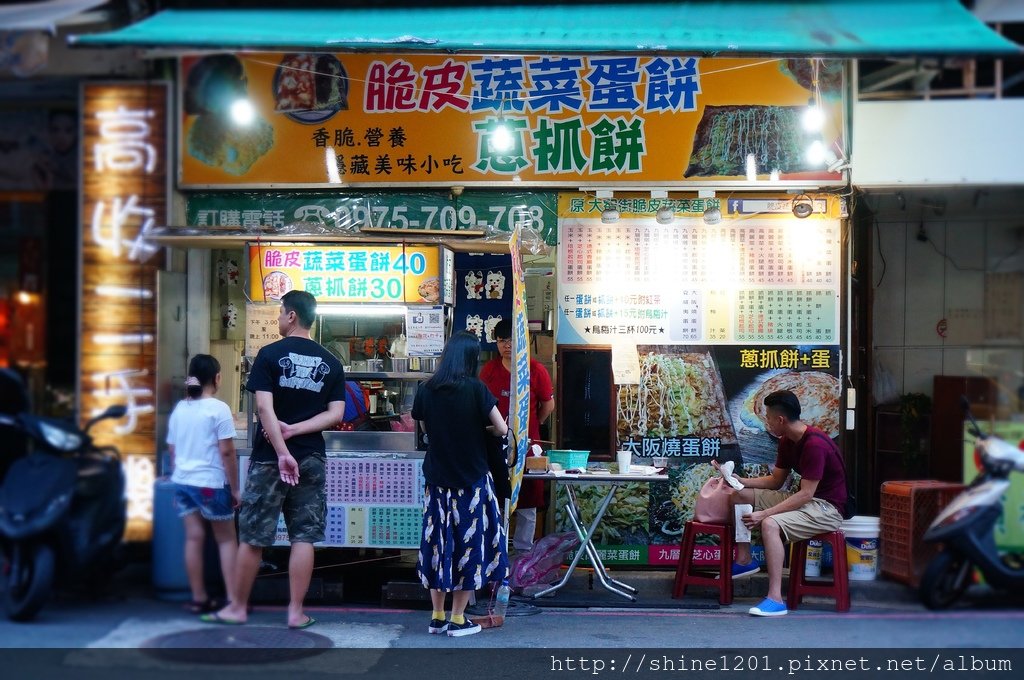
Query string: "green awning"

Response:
xmin=71 ymin=1 xmax=1020 ymax=57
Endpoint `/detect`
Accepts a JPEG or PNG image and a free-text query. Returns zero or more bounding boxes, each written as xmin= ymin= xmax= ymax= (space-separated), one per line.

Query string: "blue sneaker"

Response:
xmin=731 ymin=559 xmax=760 ymax=579
xmin=749 ymin=597 xmax=788 ymax=617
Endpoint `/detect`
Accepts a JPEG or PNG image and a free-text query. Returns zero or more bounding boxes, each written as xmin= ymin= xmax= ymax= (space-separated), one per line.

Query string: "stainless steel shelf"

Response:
xmin=346 ymin=372 xmax=432 ymax=380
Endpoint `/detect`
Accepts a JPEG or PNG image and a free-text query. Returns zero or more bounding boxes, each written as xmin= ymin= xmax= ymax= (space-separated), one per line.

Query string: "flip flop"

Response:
xmin=288 ymin=616 xmax=316 ymax=630
xmin=185 ymin=598 xmax=223 ymax=614
xmin=199 ymin=612 xmax=244 ymax=625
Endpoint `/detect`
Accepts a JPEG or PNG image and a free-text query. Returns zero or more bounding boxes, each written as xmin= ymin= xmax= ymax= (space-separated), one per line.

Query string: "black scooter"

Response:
xmin=919 ymin=399 xmax=1024 ymax=609
xmin=0 ymin=369 xmax=127 ymax=621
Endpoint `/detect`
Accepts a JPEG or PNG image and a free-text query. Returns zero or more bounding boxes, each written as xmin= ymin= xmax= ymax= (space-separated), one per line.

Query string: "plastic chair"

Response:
xmin=787 ymin=530 xmax=850 ymax=612
xmin=672 ymin=520 xmax=733 ymax=605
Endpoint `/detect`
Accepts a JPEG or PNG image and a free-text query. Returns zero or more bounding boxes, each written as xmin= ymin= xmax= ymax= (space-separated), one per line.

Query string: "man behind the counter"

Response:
xmin=716 ymin=389 xmax=846 ymax=617
xmin=205 ymin=290 xmax=345 ymax=629
xmin=480 ymin=318 xmax=554 ymax=552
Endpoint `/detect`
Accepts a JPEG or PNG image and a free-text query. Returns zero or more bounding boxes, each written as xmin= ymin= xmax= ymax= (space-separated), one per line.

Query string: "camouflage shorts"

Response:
xmin=238 ymin=455 xmax=326 ymax=547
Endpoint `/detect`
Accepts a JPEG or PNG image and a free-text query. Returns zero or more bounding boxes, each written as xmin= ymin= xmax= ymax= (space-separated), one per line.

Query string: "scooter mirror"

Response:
xmin=103 ymin=405 xmax=128 ymax=419
xmin=85 ymin=405 xmax=128 ymax=431
xmin=960 ymin=395 xmax=984 ymax=439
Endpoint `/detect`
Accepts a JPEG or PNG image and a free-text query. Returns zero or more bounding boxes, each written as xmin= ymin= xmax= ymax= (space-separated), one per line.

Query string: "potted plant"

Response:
xmin=899 ymin=392 xmax=932 ymax=477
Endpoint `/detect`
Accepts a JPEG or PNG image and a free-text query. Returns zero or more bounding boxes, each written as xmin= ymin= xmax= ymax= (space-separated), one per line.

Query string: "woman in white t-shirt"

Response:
xmin=167 ymin=354 xmax=240 ymax=614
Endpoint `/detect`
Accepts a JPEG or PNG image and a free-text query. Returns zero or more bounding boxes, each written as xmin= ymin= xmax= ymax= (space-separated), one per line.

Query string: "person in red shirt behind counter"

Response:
xmin=479 ymin=318 xmax=554 ymax=552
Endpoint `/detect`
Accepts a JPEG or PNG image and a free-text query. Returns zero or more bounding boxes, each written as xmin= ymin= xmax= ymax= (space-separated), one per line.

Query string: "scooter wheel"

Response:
xmin=2 ymin=543 xmax=55 ymax=622
xmin=919 ymin=549 xmax=971 ymax=610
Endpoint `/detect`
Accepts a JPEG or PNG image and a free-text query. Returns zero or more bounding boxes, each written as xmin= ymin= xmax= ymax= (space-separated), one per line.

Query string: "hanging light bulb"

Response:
xmin=230 ymin=98 xmax=255 ymax=126
xmin=806 ymin=139 xmax=827 ymax=166
xmin=488 ymin=92 xmax=514 ymax=153
xmin=656 ymin=206 xmax=674 ymax=225
xmin=702 ymin=205 xmax=721 ymax=225
xmin=802 ymin=104 xmax=825 ymax=132
xmin=601 ymin=207 xmax=620 ymax=223
xmin=490 ymin=124 xmax=514 ymax=153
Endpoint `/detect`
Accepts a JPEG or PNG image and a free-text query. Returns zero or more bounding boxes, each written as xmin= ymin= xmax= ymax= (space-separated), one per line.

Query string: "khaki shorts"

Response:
xmin=753 ymin=489 xmax=843 ymax=542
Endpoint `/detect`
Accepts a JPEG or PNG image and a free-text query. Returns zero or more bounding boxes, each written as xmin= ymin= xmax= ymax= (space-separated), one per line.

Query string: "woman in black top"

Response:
xmin=412 ymin=331 xmax=509 ymax=637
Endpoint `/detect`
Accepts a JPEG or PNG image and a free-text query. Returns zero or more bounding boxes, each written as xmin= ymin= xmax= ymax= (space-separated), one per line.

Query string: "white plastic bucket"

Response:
xmin=842 ymin=515 xmax=880 ymax=581
xmin=804 ymin=539 xmax=823 ymax=578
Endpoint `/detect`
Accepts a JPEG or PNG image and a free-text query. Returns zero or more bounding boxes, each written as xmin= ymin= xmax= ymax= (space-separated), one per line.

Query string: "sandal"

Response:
xmin=184 ymin=598 xmax=223 ymax=615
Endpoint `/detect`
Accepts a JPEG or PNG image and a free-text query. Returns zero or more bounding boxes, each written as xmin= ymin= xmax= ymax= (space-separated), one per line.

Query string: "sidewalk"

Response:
xmin=3 ymin=559 xmax=1023 ymax=652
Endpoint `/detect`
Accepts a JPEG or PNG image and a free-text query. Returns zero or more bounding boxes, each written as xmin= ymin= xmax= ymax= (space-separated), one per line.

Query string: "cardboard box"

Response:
xmin=525 ymin=456 xmax=549 ymax=471
xmin=533 ymin=333 xmax=554 ymax=362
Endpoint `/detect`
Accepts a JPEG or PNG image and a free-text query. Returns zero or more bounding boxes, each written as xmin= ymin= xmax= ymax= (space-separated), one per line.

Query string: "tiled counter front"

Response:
xmin=239 ymin=452 xmax=425 ymax=548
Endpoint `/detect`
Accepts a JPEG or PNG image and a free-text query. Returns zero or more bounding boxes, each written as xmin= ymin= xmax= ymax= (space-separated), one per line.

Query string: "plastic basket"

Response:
xmin=547 ymin=449 xmax=590 ymax=469
xmin=880 ymin=480 xmax=964 ymax=586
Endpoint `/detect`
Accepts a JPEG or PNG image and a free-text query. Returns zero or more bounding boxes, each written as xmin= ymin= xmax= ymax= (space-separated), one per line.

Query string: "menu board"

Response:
xmin=240 ymin=455 xmax=425 ymax=548
xmin=554 ymin=192 xmax=845 ymax=565
xmin=558 ymin=219 xmax=840 ymax=345
xmin=247 ymin=244 xmax=441 ymax=304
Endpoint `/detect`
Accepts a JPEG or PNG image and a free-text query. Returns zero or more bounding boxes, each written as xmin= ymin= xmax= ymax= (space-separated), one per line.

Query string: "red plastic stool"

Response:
xmin=787 ymin=530 xmax=850 ymax=612
xmin=672 ymin=520 xmax=733 ymax=605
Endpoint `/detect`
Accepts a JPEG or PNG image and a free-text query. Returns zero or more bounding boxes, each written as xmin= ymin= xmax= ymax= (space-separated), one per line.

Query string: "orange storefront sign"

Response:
xmin=180 ymin=54 xmax=845 ymax=187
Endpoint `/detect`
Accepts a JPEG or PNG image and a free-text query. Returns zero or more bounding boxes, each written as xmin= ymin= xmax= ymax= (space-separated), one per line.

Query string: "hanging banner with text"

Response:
xmin=81 ymin=82 xmax=169 ymax=541
xmin=179 ymin=54 xmax=844 ymax=187
xmin=185 ymin=191 xmax=557 ymax=245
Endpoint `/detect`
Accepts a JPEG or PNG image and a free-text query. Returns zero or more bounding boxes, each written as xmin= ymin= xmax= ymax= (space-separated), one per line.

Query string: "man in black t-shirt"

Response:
xmin=205 ymin=290 xmax=344 ymax=630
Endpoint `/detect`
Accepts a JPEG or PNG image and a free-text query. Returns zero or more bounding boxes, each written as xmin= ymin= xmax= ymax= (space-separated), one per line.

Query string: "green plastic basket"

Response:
xmin=548 ymin=449 xmax=590 ymax=469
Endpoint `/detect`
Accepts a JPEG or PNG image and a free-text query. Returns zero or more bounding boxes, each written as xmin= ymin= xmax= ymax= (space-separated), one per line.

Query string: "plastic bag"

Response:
xmin=872 ymin=356 xmax=900 ymax=406
xmin=509 ymin=532 xmax=580 ymax=589
xmin=693 ymin=477 xmax=735 ymax=524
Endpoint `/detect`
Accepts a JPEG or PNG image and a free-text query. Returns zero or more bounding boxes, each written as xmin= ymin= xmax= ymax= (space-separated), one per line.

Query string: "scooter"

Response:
xmin=0 ymin=369 xmax=127 ymax=621
xmin=918 ymin=398 xmax=1024 ymax=610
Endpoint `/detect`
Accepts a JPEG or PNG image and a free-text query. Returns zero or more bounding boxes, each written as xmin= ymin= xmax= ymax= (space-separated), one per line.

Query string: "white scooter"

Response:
xmin=918 ymin=398 xmax=1024 ymax=609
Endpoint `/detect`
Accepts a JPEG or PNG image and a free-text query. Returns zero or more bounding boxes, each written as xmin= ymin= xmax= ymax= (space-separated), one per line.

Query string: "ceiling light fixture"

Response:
xmin=699 ymin=189 xmax=721 ymax=225
xmin=650 ymin=189 xmax=673 ymax=224
xmin=702 ymin=206 xmax=722 ymax=225
xmin=601 ymin=207 xmax=620 ymax=223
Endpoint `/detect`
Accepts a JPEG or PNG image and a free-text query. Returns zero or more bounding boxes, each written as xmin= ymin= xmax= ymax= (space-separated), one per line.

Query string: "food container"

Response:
xmin=547 ymin=449 xmax=590 ymax=470
xmin=366 ymin=358 xmax=384 ymax=372
xmin=411 ymin=357 xmax=439 ymax=372
xmin=389 ymin=357 xmax=409 ymax=373
xmin=351 ymin=360 xmax=368 ymax=372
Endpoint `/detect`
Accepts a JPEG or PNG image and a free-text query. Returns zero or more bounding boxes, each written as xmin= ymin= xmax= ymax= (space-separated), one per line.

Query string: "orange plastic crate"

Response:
xmin=880 ymin=480 xmax=964 ymax=586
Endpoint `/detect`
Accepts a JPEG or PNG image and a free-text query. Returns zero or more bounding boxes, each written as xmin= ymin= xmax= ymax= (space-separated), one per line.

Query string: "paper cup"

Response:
xmin=616 ymin=450 xmax=631 ymax=474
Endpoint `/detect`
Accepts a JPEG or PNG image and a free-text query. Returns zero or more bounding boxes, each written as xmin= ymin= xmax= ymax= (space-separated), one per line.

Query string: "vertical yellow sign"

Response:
xmin=508 ymin=229 xmax=530 ymax=513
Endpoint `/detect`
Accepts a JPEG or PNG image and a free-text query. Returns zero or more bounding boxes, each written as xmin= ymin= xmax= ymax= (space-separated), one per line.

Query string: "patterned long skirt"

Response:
xmin=417 ymin=472 xmax=509 ymax=592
